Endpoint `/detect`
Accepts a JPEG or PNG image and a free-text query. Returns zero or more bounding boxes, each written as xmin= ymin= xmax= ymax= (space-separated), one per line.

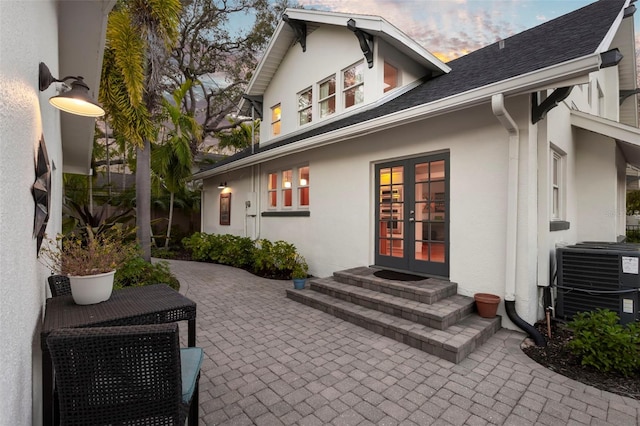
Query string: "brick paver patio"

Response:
xmin=166 ymin=259 xmax=640 ymax=425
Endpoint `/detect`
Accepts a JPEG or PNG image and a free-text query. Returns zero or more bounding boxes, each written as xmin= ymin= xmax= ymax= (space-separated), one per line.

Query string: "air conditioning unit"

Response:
xmin=556 ymin=242 xmax=640 ymax=324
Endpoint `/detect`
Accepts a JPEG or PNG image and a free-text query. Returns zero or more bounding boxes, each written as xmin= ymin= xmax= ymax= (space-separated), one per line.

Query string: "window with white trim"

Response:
xmin=318 ymin=76 xmax=336 ymax=118
xmin=551 ymin=147 xmax=565 ymax=220
xmin=282 ymin=169 xmax=293 ymax=207
xmin=383 ymin=62 xmax=398 ymax=93
xmin=266 ymin=166 xmax=310 ymax=210
xmin=297 ymin=88 xmax=312 ymax=125
xmin=267 ymin=172 xmax=278 ymax=207
xmin=271 ymin=104 xmax=281 ymax=136
xmin=298 ymin=166 xmax=309 ymax=207
xmin=343 ymin=61 xmax=364 ymax=109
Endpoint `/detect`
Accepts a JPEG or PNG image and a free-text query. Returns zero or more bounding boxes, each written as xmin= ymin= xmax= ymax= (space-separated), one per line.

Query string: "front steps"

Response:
xmin=286 ymin=266 xmax=501 ymax=364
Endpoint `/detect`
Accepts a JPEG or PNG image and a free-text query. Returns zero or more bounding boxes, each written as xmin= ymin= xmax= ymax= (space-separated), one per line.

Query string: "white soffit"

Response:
xmin=570 ymin=110 xmax=640 ymax=168
xmin=58 ymin=0 xmax=114 ymax=175
xmin=245 ymin=8 xmax=450 ymax=97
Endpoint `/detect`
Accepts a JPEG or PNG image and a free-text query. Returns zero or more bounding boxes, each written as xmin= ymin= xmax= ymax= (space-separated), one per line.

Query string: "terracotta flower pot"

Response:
xmin=474 ymin=293 xmax=501 ymax=318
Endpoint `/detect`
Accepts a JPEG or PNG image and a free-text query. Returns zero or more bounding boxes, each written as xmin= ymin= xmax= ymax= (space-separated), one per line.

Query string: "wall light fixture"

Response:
xmin=218 ymin=182 xmax=227 ymax=189
xmin=39 ymin=62 xmax=105 ymax=117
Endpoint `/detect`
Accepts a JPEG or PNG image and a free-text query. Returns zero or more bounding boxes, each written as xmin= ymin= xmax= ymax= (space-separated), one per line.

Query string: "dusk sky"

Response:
xmin=290 ymin=0 xmax=640 ymax=62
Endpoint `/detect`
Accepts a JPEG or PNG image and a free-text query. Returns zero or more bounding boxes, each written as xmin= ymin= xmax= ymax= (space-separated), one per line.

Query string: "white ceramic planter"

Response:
xmin=68 ymin=270 xmax=116 ymax=305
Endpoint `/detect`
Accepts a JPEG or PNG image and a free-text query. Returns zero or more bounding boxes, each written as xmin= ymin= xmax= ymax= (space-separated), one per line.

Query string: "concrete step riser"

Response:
xmin=287 ymin=290 xmax=501 ymax=364
xmin=332 ymin=269 xmax=457 ymax=304
xmin=310 ymin=281 xmax=473 ymax=330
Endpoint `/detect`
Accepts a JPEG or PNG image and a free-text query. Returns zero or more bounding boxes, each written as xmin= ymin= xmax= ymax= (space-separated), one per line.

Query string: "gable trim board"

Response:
xmin=245 ymin=8 xmax=451 ymax=99
xmin=570 ymin=110 xmax=640 ymax=168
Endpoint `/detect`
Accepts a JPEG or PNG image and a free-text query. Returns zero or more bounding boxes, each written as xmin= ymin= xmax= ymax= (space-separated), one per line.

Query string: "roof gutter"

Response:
xmin=193 ymin=53 xmax=602 ymax=180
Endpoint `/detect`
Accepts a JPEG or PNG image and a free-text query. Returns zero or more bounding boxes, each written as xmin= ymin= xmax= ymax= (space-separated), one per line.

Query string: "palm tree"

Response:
xmin=152 ymin=81 xmax=202 ymax=248
xmin=100 ymin=0 xmax=181 ymax=261
xmin=215 ymin=118 xmax=260 ymax=154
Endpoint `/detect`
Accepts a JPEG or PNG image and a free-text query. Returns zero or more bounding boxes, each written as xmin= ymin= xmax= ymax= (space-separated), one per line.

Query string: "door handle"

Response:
xmin=409 ymin=210 xmax=415 ymax=222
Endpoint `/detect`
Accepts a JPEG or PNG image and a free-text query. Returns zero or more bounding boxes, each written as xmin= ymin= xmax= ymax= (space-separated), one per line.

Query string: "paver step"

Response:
xmin=310 ymin=277 xmax=473 ymax=330
xmin=286 ymin=288 xmax=501 ymax=364
xmin=332 ymin=266 xmax=457 ymax=304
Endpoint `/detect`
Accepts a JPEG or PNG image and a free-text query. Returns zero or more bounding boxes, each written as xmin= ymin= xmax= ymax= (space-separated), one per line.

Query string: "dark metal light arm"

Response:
xmin=38 ymin=62 xmax=104 ymax=117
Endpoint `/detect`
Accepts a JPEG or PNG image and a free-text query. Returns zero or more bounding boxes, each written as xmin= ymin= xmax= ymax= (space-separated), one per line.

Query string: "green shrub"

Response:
xmin=115 ymin=257 xmax=180 ymax=291
xmin=252 ymin=239 xmax=298 ymax=279
xmin=182 ymin=232 xmax=215 ymax=261
xmin=216 ymin=234 xmax=254 ymax=269
xmin=626 ymin=228 xmax=640 ymax=243
xmin=567 ymin=309 xmax=640 ymax=376
xmin=151 ymin=247 xmax=176 ymax=259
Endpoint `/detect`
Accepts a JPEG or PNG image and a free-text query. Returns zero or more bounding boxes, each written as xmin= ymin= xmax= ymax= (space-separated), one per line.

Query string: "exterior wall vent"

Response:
xmin=556 ymin=243 xmax=640 ymax=324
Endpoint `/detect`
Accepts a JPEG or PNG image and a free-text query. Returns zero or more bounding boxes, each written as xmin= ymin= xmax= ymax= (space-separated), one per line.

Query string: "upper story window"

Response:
xmin=343 ymin=61 xmax=364 ymax=109
xmin=266 ymin=166 xmax=310 ymax=210
xmin=383 ymin=62 xmax=398 ymax=93
xmin=298 ymin=88 xmax=312 ymax=125
xmin=318 ymin=76 xmax=336 ymax=118
xmin=271 ymin=104 xmax=281 ymax=136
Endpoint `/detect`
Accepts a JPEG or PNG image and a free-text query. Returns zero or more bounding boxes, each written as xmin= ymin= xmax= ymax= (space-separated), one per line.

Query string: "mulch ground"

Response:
xmin=521 ymin=320 xmax=640 ymax=400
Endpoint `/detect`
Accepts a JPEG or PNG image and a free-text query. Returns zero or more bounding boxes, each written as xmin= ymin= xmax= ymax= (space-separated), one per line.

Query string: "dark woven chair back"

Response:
xmin=46 ymin=323 xmax=191 ymax=426
xmin=47 ymin=275 xmax=71 ymax=297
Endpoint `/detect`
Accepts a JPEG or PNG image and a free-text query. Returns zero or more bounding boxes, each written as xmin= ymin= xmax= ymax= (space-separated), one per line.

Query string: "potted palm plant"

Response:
xmin=291 ymin=255 xmax=308 ymax=290
xmin=40 ymin=228 xmax=136 ymax=304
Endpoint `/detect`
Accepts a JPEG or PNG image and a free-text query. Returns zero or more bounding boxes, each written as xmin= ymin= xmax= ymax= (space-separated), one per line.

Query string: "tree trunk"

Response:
xmin=136 ymin=140 xmax=152 ymax=262
xmin=165 ymin=191 xmax=174 ymax=248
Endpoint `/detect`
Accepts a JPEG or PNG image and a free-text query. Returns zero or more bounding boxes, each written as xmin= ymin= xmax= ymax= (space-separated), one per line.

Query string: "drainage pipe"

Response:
xmin=491 ymin=94 xmax=546 ymax=346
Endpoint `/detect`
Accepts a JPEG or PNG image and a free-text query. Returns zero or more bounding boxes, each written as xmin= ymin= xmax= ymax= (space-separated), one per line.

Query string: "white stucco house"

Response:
xmin=192 ymin=0 xmax=639 ymax=337
xmin=0 ymin=1 xmax=113 ymax=424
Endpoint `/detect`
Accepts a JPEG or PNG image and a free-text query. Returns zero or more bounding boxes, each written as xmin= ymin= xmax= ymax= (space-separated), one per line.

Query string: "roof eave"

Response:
xmin=192 ymin=53 xmax=602 ymax=181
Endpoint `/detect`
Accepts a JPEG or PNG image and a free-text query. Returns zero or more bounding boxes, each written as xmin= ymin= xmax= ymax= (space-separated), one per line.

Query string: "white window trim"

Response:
xmin=550 ymin=145 xmax=566 ymax=221
xmin=342 ymin=60 xmax=365 ymax=110
xmin=317 ymin=75 xmax=336 ymax=119
xmin=266 ymin=165 xmax=310 ymax=210
xmin=297 ymin=87 xmax=312 ymax=127
xmin=271 ymin=103 xmax=281 ymax=136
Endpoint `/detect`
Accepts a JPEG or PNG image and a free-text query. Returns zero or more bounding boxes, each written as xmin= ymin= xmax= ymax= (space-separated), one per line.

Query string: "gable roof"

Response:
xmin=193 ymin=0 xmax=630 ymax=179
xmin=246 ymin=8 xmax=451 ymax=98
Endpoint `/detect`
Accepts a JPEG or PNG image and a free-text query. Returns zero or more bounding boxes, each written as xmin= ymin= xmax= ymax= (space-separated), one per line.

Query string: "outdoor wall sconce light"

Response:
xmin=218 ymin=182 xmax=227 ymax=189
xmin=38 ymin=62 xmax=105 ymax=117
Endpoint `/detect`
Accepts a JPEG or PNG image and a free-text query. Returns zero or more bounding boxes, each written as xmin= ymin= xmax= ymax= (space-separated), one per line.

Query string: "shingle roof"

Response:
xmin=196 ymin=0 xmax=627 ymax=174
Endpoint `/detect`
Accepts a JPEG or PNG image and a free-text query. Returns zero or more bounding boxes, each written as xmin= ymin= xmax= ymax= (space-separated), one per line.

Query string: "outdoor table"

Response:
xmin=40 ymin=284 xmax=197 ymax=426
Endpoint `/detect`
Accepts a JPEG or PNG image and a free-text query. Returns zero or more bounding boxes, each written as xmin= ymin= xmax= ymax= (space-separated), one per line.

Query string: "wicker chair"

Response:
xmin=47 ymin=275 xmax=71 ymax=297
xmin=46 ymin=323 xmax=202 ymax=426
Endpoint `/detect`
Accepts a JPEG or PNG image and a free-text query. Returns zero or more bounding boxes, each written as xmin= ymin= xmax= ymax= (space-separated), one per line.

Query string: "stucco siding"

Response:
xmin=0 ymin=1 xmax=62 ymax=425
xmin=575 ymin=129 xmax=619 ymax=241
xmin=202 ymin=102 xmax=531 ymax=314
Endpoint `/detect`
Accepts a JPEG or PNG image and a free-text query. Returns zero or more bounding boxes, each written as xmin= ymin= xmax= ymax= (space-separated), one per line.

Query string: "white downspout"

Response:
xmin=491 ymin=93 xmax=519 ymax=302
xmin=492 ymin=93 xmax=546 ymax=346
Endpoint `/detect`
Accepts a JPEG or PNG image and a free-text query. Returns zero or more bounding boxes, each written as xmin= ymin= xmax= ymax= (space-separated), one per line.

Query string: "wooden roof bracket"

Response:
xmin=283 ymin=14 xmax=307 ymax=52
xmin=242 ymin=95 xmax=263 ymax=120
xmin=531 ymin=87 xmax=573 ymax=124
xmin=620 ymin=89 xmax=640 ymax=105
xmin=347 ymin=19 xmax=374 ymax=68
